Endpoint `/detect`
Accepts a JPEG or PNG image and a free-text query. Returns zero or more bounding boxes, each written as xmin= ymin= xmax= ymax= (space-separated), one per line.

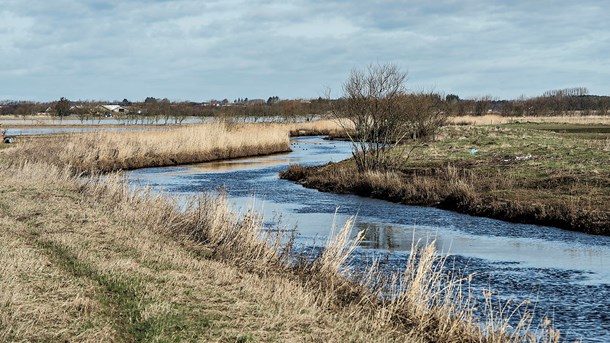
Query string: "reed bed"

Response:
xmin=507 ymin=114 xmax=610 ymax=125
xmin=5 ymin=122 xmax=290 ymax=173
xmin=284 ymin=118 xmax=346 ymax=136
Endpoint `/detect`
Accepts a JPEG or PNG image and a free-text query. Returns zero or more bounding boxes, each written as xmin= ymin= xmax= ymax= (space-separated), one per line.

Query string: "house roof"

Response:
xmin=100 ymin=105 xmax=127 ymax=112
xmin=101 ymin=105 xmax=122 ymax=111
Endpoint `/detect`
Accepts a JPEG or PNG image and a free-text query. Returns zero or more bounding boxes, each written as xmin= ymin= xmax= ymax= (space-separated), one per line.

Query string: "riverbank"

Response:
xmin=3 ymin=123 xmax=290 ymax=173
xmin=281 ymin=123 xmax=610 ymax=235
xmin=0 ymin=162 xmax=392 ymax=341
xmin=1 ymin=161 xmax=565 ymax=342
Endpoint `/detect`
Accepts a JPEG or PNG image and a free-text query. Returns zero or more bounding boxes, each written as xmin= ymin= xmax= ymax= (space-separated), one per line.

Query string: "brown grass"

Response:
xmin=4 ymin=122 xmax=290 ymax=173
xmin=449 ymin=114 xmax=610 ymax=126
xmin=284 ymin=119 xmax=346 ymax=136
xmin=1 ymin=120 xmax=350 ymax=173
xmin=282 ymin=160 xmax=609 ymax=235
xmin=0 ymin=160 xmax=563 ymax=342
xmin=0 ymin=162 xmax=394 ymax=341
xmin=281 ymin=163 xmax=476 ymax=206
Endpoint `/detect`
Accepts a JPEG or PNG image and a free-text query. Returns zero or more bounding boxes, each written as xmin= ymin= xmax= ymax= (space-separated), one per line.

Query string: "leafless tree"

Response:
xmin=334 ymin=63 xmax=446 ymax=172
xmin=54 ymin=97 xmax=71 ymax=120
xmin=473 ymin=95 xmax=493 ymax=116
xmin=403 ymin=91 xmax=447 ymax=140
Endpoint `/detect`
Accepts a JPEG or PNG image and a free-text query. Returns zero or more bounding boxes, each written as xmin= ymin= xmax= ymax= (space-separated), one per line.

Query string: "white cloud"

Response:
xmin=1 ymin=0 xmax=609 ymax=101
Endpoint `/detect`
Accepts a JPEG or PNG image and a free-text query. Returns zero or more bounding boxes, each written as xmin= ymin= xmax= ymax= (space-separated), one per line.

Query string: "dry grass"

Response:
xmin=1 ymin=120 xmax=347 ymax=173
xmin=507 ymin=115 xmax=610 ymax=125
xmin=284 ymin=119 xmax=345 ymax=136
xmin=449 ymin=114 xmax=610 ymax=126
xmin=0 ymin=161 xmax=396 ymax=341
xmin=282 ymin=163 xmax=477 ymax=207
xmin=449 ymin=115 xmax=507 ymax=125
xmin=4 ymin=122 xmax=290 ymax=173
xmin=0 ymin=160 xmax=563 ymax=342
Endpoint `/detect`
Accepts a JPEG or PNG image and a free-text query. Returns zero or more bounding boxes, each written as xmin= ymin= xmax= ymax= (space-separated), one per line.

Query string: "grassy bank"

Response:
xmin=281 ymin=123 xmax=610 ymax=235
xmin=0 ymin=162 xmax=382 ymax=341
xmin=284 ymin=119 xmax=345 ymax=136
xmin=3 ymin=122 xmax=290 ymax=173
xmin=1 ymin=159 xmax=563 ymax=342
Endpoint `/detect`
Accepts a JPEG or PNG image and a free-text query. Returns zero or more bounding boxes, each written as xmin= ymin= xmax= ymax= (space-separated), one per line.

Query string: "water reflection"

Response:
xmin=177 ymin=156 xmax=292 ymax=173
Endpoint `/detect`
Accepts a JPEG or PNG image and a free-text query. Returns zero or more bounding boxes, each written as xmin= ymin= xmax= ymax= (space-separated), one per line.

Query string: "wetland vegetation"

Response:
xmin=1 ymin=65 xmax=608 ymax=341
xmin=4 ymin=123 xmax=294 ymax=174
xmin=1 ymin=120 xmax=571 ymax=342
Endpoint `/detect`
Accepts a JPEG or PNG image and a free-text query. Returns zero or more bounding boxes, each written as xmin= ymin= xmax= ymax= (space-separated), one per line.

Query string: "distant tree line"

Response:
xmin=1 ymin=86 xmax=609 ymax=121
xmin=443 ymin=89 xmax=610 ymax=117
xmin=0 ymin=97 xmax=335 ymax=123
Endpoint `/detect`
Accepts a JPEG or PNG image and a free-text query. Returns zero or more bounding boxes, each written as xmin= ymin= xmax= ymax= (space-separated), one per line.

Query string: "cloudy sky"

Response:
xmin=1 ymin=0 xmax=608 ymax=102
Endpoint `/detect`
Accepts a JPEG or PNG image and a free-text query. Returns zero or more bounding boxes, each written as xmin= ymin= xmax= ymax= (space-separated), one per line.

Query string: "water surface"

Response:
xmin=128 ymin=136 xmax=610 ymax=342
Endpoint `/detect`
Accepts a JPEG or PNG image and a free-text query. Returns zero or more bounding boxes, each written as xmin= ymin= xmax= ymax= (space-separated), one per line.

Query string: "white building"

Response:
xmin=100 ymin=105 xmax=127 ymax=113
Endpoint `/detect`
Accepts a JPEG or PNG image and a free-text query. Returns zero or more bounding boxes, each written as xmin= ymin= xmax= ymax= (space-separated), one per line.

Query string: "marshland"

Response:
xmin=2 ymin=83 xmax=610 ymax=342
xmin=6 ymin=1 xmax=610 ymax=341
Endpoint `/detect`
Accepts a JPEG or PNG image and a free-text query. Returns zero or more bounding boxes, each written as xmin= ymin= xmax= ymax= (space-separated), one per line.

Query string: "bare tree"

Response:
xmin=334 ymin=64 xmax=406 ymax=172
xmin=404 ymin=91 xmax=447 ymax=140
xmin=15 ymin=102 xmax=37 ymax=119
xmin=473 ymin=95 xmax=493 ymax=116
xmin=334 ymin=63 xmax=446 ymax=172
xmin=72 ymin=102 xmax=100 ymax=123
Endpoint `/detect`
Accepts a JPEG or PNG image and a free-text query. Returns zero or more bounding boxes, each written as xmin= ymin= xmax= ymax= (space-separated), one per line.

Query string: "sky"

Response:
xmin=1 ymin=0 xmax=609 ymax=102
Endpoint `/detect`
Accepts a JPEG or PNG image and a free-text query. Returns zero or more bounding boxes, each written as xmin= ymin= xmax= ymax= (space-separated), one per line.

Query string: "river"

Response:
xmin=127 ymin=136 xmax=610 ymax=342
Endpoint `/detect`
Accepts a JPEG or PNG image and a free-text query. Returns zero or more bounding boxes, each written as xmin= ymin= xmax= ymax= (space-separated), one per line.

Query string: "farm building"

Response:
xmin=99 ymin=105 xmax=127 ymax=113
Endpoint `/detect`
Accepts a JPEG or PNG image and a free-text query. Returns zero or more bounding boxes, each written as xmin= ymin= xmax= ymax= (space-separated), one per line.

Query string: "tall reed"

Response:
xmin=449 ymin=114 xmax=610 ymax=126
xmin=7 ymin=122 xmax=290 ymax=173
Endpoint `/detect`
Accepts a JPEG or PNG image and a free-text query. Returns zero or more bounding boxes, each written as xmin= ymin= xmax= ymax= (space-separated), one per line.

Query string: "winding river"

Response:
xmin=127 ymin=136 xmax=610 ymax=342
